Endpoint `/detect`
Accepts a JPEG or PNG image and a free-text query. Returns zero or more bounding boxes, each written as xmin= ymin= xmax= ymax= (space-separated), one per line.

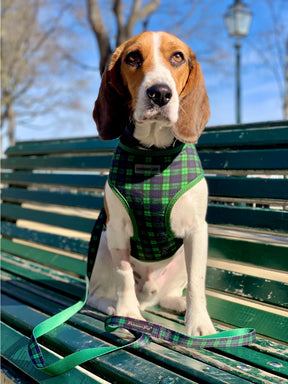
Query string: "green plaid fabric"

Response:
xmin=87 ymin=208 xmax=107 ymax=279
xmin=105 ymin=316 xmax=256 ymax=348
xmin=108 ymin=141 xmax=204 ymax=261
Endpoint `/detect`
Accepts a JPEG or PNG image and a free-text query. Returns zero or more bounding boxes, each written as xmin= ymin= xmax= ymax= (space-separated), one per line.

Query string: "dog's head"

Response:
xmin=93 ymin=31 xmax=210 ymax=144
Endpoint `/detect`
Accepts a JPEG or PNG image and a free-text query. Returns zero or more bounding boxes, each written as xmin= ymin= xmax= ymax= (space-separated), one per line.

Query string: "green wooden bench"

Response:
xmin=1 ymin=120 xmax=288 ymax=383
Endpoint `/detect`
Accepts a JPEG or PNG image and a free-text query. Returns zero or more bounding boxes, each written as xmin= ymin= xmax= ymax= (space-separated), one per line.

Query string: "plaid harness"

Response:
xmin=108 ymin=140 xmax=204 ymax=262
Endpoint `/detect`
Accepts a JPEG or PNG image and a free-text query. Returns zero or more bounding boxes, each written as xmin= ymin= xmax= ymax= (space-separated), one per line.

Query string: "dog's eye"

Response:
xmin=170 ymin=52 xmax=185 ymax=66
xmin=125 ymin=51 xmax=143 ymax=68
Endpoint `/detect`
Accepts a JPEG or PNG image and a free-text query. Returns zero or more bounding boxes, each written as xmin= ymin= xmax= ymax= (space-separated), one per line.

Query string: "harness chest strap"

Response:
xmin=28 ymin=276 xmax=256 ymax=376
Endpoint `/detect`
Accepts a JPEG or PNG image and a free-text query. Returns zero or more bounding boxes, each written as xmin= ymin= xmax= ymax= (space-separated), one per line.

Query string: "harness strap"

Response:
xmin=87 ymin=207 xmax=107 ymax=279
xmin=28 ymin=276 xmax=256 ymax=376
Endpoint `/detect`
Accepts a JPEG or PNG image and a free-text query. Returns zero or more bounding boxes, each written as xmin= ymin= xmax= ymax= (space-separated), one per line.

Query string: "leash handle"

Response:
xmin=28 ymin=277 xmax=256 ymax=376
xmin=28 ymin=277 xmax=141 ymax=376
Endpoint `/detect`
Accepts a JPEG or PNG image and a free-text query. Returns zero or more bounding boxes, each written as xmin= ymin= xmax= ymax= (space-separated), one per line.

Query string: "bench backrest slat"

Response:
xmin=1 ymin=222 xmax=89 ymax=255
xmin=1 ymin=188 xmax=104 ymax=209
xmin=2 ymin=172 xmax=107 ymax=189
xmin=2 ymin=202 xmax=96 ymax=234
xmin=207 ymin=204 xmax=288 ymax=232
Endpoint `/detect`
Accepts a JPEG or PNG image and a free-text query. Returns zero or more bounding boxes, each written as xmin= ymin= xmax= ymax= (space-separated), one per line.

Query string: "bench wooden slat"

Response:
xmin=2 ymin=154 xmax=113 ymax=170
xmin=207 ymin=204 xmax=288 ymax=232
xmin=1 ymin=323 xmax=102 ymax=384
xmin=1 ymin=238 xmax=86 ymax=277
xmin=1 ymin=222 xmax=89 ymax=256
xmin=208 ymin=236 xmax=288 ymax=271
xmin=5 ymin=121 xmax=288 ymax=157
xmin=1 ymin=202 xmax=95 ymax=233
xmin=214 ymin=345 xmax=288 ymax=378
xmin=204 ymin=120 xmax=288 ymax=131
xmin=1 ymin=254 xmax=84 ymax=299
xmin=2 ymin=187 xmax=104 ymax=210
xmin=2 ymin=179 xmax=287 ymax=207
xmin=206 ymin=295 xmax=288 ymax=343
xmin=5 ymin=137 xmax=119 ymax=156
xmin=199 ymin=148 xmax=288 ymax=171
xmin=198 ymin=126 xmax=288 ymax=149
xmin=1 ymin=171 xmax=107 ymax=189
xmin=3 ymin=150 xmax=288 ymax=173
xmin=206 ymin=266 xmax=287 ymax=308
xmin=3 ymin=200 xmax=287 ymax=238
xmin=207 ymin=176 xmax=288 ymax=200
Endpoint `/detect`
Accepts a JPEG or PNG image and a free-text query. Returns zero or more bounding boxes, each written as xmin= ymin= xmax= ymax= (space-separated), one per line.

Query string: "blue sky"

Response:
xmin=2 ymin=0 xmax=288 ymax=150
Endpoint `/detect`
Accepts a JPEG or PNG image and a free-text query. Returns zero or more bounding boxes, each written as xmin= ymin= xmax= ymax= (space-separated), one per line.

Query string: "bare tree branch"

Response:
xmin=125 ymin=0 xmax=160 ymax=44
xmin=87 ymin=0 xmax=112 ymax=74
xmin=1 ymin=0 xmax=88 ymax=146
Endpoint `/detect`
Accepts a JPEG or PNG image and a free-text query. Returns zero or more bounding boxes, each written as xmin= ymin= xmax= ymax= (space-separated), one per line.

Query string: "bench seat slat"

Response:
xmin=1 ymin=202 xmax=95 ymax=233
xmin=206 ymin=296 xmax=288 ymax=343
xmin=2 ymin=187 xmax=104 ymax=210
xmin=1 ymin=222 xmax=89 ymax=255
xmin=1 ymin=254 xmax=84 ymax=299
xmin=206 ymin=267 xmax=287 ymax=308
xmin=1 ymin=238 xmax=86 ymax=277
xmin=1 ymin=323 xmax=101 ymax=384
xmin=1 ymin=171 xmax=107 ymax=189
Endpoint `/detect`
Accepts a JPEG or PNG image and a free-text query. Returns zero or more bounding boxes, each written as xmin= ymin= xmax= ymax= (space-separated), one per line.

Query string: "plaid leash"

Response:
xmin=28 ymin=277 xmax=256 ymax=376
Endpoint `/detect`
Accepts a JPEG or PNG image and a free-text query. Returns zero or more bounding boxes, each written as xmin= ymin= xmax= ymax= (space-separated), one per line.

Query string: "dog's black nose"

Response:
xmin=146 ymin=84 xmax=172 ymax=107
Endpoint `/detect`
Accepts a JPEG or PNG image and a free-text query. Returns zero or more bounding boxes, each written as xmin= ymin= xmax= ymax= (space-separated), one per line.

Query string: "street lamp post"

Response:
xmin=224 ymin=0 xmax=252 ymax=124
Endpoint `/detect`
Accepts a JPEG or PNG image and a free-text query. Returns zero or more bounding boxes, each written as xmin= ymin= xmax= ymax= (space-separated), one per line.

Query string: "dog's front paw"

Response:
xmin=116 ymin=303 xmax=145 ymax=321
xmin=185 ymin=310 xmax=216 ymax=336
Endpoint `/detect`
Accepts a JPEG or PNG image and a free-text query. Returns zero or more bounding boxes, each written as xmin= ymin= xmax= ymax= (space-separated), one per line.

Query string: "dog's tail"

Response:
xmin=87 ymin=208 xmax=107 ymax=279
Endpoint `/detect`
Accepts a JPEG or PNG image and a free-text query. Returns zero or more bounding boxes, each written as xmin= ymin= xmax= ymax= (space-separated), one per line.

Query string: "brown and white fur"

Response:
xmin=87 ymin=31 xmax=216 ymax=336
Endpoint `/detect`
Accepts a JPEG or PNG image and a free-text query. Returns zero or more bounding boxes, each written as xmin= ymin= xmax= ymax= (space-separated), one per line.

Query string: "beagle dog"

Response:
xmin=87 ymin=31 xmax=216 ymax=336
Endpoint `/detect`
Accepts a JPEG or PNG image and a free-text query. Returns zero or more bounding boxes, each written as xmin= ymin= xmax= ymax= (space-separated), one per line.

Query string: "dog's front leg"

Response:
xmin=105 ymin=185 xmax=144 ymax=320
xmin=184 ymin=223 xmax=216 ymax=336
xmin=109 ymin=247 xmax=144 ymax=320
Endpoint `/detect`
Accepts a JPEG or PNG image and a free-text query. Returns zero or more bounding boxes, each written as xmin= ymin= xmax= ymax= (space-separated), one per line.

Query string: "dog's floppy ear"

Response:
xmin=93 ymin=45 xmax=130 ymax=140
xmin=173 ymin=51 xmax=210 ymax=143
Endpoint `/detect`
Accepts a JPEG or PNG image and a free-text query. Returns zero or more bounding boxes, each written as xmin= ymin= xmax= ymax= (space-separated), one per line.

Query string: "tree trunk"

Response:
xmin=7 ymin=104 xmax=16 ymax=146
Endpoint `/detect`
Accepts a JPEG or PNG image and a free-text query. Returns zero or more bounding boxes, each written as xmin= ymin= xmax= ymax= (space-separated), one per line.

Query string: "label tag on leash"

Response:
xmin=28 ymin=277 xmax=256 ymax=376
